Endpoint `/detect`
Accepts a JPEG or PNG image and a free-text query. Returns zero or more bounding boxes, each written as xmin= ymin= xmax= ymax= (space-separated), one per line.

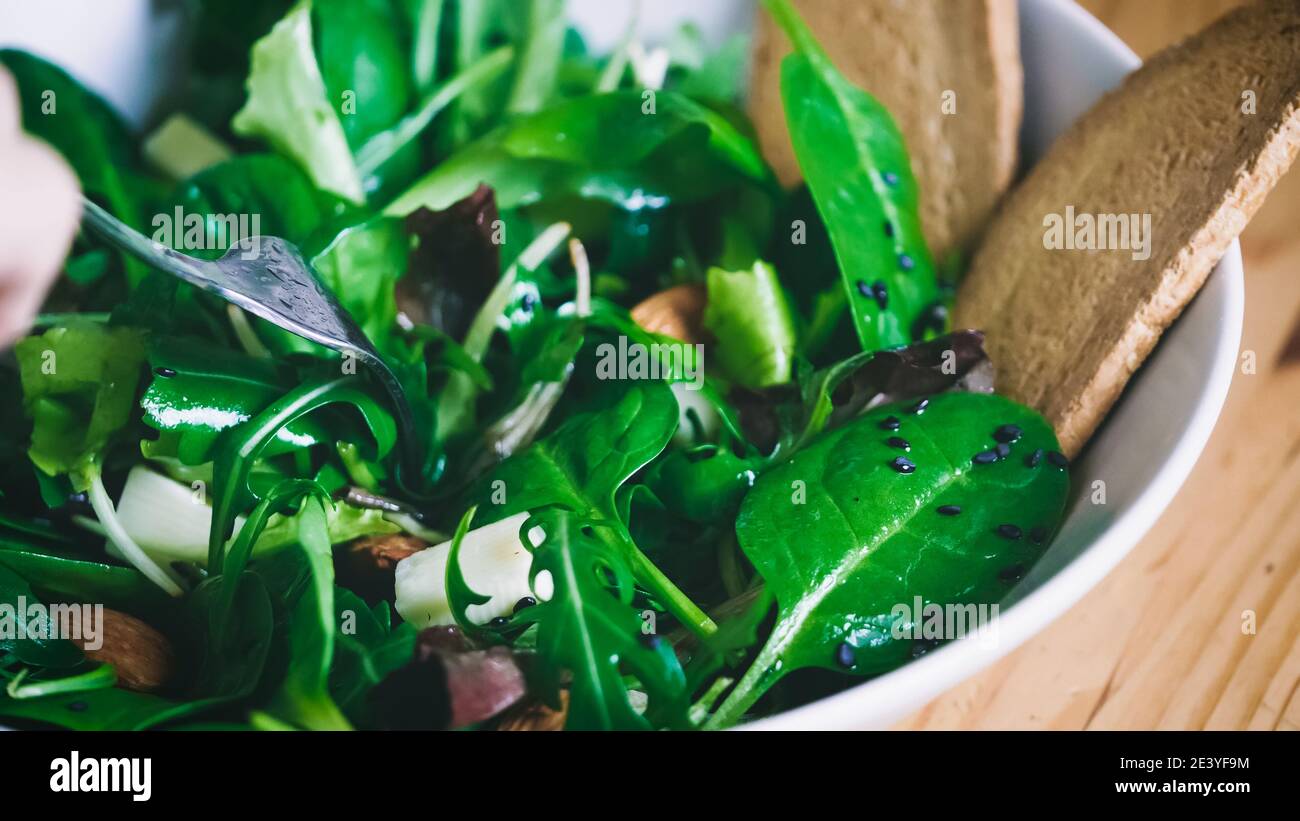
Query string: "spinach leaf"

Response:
xmin=313 ymin=0 xmax=413 ymax=148
xmin=165 ymin=154 xmax=345 ymax=259
xmin=329 ymin=589 xmax=417 ymax=721
xmin=707 ymin=392 xmax=1069 ymax=726
xmin=522 ymin=509 xmax=689 ymax=730
xmin=762 ymin=0 xmax=938 ymax=352
xmin=0 ymin=562 xmax=83 ymax=668
xmin=182 ymin=0 xmax=294 ymax=134
xmin=386 ymin=90 xmax=771 ymax=214
xmin=232 ymin=0 xmax=365 ymax=202
xmin=309 ymin=216 xmax=407 ymax=351
xmin=703 ymin=260 xmax=797 ymax=389
xmin=0 ymin=544 xmax=174 ymax=626
xmin=0 ymin=686 xmax=207 ymax=731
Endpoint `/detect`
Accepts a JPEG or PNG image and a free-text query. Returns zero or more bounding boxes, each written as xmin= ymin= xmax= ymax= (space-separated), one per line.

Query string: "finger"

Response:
xmin=0 ymin=67 xmax=19 ymax=139
xmin=0 ymin=136 xmax=82 ymax=347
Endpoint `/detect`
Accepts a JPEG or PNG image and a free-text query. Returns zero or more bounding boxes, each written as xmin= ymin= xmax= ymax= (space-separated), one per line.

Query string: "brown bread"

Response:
xmin=955 ymin=0 xmax=1300 ymax=455
xmin=748 ymin=0 xmax=1022 ymax=266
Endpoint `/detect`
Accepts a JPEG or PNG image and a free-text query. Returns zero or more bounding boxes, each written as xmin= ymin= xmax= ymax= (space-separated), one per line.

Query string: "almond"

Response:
xmin=630 ymin=284 xmax=707 ymax=344
xmin=495 ymin=691 xmax=569 ymax=731
xmin=70 ymin=607 xmax=175 ymax=693
xmin=336 ymin=533 xmax=427 ymax=602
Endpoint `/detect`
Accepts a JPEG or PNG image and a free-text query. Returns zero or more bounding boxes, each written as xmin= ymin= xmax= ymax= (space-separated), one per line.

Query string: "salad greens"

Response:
xmin=0 ymin=0 xmax=1070 ymax=731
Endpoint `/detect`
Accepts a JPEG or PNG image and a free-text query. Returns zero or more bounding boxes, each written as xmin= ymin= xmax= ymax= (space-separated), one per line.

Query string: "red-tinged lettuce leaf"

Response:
xmin=734 ymin=329 xmax=992 ymax=456
xmin=370 ymin=626 xmax=527 ymax=729
xmin=399 ymin=184 xmax=501 ymax=341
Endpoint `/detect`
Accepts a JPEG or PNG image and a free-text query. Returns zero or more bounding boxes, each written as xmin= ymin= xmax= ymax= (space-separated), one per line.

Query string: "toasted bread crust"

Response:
xmin=956 ymin=0 xmax=1300 ymax=456
xmin=748 ymin=0 xmax=1023 ymax=265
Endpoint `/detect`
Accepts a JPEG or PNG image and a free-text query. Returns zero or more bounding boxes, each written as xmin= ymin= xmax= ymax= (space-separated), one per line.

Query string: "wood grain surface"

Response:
xmin=895 ymin=0 xmax=1300 ymax=730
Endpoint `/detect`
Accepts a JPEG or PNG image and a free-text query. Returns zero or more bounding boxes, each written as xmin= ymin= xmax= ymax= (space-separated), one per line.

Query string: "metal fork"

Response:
xmin=80 ymin=197 xmax=429 ymax=491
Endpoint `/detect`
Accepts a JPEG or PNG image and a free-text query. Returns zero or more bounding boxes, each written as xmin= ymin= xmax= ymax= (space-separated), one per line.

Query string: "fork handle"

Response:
xmin=79 ymin=196 xmax=215 ymax=287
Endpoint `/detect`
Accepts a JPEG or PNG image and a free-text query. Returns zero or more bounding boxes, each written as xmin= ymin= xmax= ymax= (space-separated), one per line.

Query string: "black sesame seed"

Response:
xmin=882 ymin=171 xmax=900 ymax=186
xmin=879 ymin=416 xmax=901 ymax=431
xmin=887 ymin=436 xmax=911 ymax=451
xmin=835 ymin=642 xmax=855 ymax=668
xmin=488 ymin=616 xmax=510 ymax=629
xmin=883 ymin=221 xmax=895 ymax=237
xmin=993 ymin=424 xmax=1023 ymax=444
xmin=996 ymin=523 xmax=1023 ymax=540
xmin=520 ymin=293 xmax=537 ymax=312
xmin=1026 ymin=448 xmax=1044 ymax=468
xmin=890 ymin=456 xmax=916 ymax=474
xmin=937 ymin=504 xmax=962 ymax=516
xmin=154 ymin=367 xmax=177 ymax=378
xmin=995 ymin=442 xmax=1011 ymax=459
xmin=898 ymin=253 xmax=915 ymax=271
xmin=856 ymin=279 xmax=872 ymax=298
xmin=909 ymin=397 xmax=930 ymax=415
xmin=872 ymin=280 xmax=889 ymax=309
xmin=1029 ymin=526 xmax=1048 ymax=545
xmin=998 ymin=564 xmax=1026 ymax=583
xmin=513 ymin=596 xmax=537 ymax=614
xmin=640 ymin=633 xmax=664 ymax=651
xmin=1047 ymin=451 xmax=1070 ymax=469
xmin=973 ymin=450 xmax=999 ymax=465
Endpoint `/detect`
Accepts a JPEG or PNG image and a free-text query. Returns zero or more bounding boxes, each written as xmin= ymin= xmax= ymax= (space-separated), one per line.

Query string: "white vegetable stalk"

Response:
xmin=87 ymin=471 xmax=185 ymax=597
xmin=394 ymin=512 xmax=554 ymax=628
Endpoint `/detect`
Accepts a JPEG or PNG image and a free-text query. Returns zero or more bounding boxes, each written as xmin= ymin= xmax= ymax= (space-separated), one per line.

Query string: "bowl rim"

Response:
xmin=743 ymin=0 xmax=1246 ymax=730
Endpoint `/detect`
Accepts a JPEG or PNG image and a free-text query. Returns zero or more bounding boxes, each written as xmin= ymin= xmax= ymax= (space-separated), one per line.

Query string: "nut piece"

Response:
xmin=70 ymin=608 xmax=175 ymax=693
xmin=495 ymin=691 xmax=569 ymax=731
xmin=630 ymin=284 xmax=707 ymax=344
xmin=337 ymin=533 xmax=427 ymax=602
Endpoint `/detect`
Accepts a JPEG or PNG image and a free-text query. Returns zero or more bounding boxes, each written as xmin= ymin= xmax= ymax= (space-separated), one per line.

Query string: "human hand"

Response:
xmin=0 ymin=66 xmax=81 ymax=347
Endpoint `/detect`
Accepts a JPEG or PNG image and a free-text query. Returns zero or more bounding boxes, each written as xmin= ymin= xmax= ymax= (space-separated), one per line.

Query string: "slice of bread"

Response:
xmin=748 ymin=0 xmax=1022 ymax=267
xmin=955 ymin=0 xmax=1300 ymax=457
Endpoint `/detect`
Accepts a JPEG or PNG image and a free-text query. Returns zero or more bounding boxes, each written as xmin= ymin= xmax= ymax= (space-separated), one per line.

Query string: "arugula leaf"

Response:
xmin=468 ymin=381 xmax=714 ymax=637
xmin=207 ymin=376 xmax=396 ymax=570
xmin=522 ymin=509 xmax=689 ymax=730
xmin=762 ymin=0 xmax=938 ymax=352
xmin=707 ymin=392 xmax=1069 ymax=726
xmin=265 ymin=494 xmax=351 ymax=729
xmin=140 ymin=336 xmax=332 ymax=464
xmin=703 ymin=260 xmax=797 ymax=389
xmin=232 ymin=0 xmax=365 ymax=202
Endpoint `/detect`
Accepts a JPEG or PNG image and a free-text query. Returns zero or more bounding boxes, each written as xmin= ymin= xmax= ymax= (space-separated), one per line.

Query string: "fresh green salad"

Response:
xmin=0 ymin=0 xmax=1069 ymax=730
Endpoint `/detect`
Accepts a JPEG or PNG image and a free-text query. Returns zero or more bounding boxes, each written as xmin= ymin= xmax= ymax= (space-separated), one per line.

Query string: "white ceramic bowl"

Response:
xmin=0 ymin=0 xmax=1242 ymax=730
xmin=748 ymin=0 xmax=1244 ymax=729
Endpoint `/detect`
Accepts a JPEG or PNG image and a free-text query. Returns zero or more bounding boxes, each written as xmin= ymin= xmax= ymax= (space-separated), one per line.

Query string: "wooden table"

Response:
xmin=896 ymin=0 xmax=1300 ymax=730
